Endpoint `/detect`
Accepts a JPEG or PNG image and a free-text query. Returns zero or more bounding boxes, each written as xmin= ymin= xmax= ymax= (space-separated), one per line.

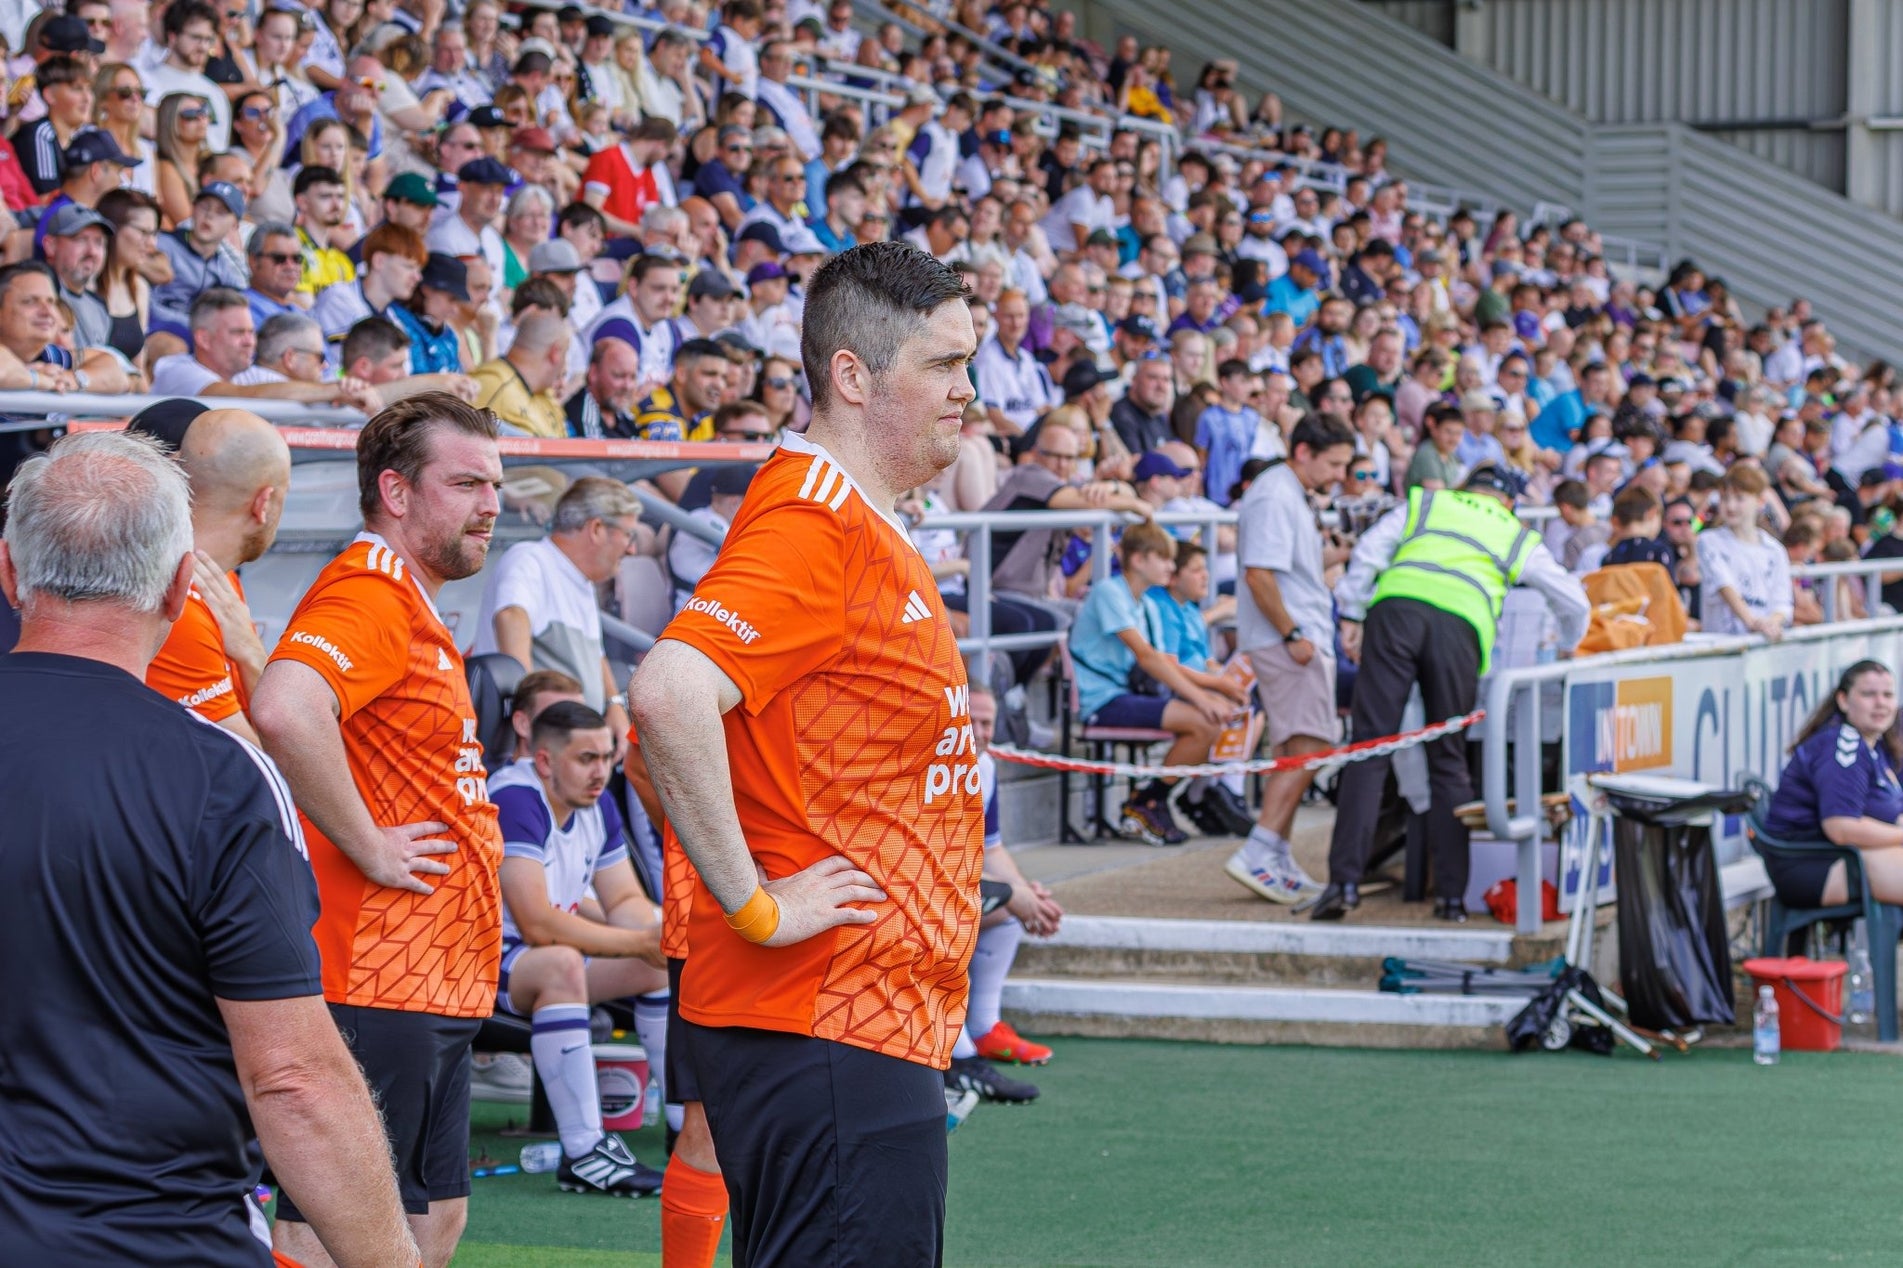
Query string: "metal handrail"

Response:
xmin=1792 ymin=556 xmax=1903 ymax=623
xmin=0 ymin=391 xmax=368 ymax=426
xmin=1479 ymin=615 xmax=1903 ymax=931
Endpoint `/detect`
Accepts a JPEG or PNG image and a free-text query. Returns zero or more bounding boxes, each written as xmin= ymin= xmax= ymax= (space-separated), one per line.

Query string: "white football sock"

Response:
xmin=632 ymin=992 xmax=667 ymax=1107
xmin=966 ymin=920 xmax=1023 ymax=1036
xmin=530 ymin=1003 xmax=603 ymax=1157
xmin=952 ymin=1027 xmax=978 ymax=1059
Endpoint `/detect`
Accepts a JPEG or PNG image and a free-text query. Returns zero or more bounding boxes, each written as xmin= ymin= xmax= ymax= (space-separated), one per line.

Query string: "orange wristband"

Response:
xmin=725 ymin=886 xmax=780 ymax=943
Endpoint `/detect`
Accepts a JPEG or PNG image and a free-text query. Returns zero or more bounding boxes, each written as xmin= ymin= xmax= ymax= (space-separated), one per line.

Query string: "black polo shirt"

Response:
xmin=0 ymin=652 xmax=322 ymax=1265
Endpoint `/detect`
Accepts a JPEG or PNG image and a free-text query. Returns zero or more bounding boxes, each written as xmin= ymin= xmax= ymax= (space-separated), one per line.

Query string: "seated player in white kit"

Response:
xmin=493 ymin=700 xmax=671 ymax=1196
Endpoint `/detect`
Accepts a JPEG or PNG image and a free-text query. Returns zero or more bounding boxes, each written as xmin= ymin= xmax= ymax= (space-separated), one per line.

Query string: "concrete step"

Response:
xmin=1001 ymin=977 xmax=1517 ymax=1050
xmin=1015 ymin=914 xmax=1543 ymax=988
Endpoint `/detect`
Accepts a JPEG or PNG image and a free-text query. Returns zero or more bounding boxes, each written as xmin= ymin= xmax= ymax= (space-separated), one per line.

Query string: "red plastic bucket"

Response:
xmin=1742 ymin=957 xmax=1847 ymax=1052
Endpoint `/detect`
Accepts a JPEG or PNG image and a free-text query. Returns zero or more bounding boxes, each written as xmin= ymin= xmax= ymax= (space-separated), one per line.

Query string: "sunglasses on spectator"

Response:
xmin=258 ymin=251 xmax=301 ymax=264
xmin=109 ymin=85 xmax=141 ymax=100
xmin=1351 ymin=468 xmax=1376 ymax=479
xmin=225 ymin=8 xmax=246 ymax=17
xmin=178 ymin=107 xmax=209 ymax=121
xmin=241 ymin=104 xmax=276 ymax=119
xmin=763 ymin=375 xmax=797 ymax=389
xmin=722 ymin=429 xmax=775 ymax=440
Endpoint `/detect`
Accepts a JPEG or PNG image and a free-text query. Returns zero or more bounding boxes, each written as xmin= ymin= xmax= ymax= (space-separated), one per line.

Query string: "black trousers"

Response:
xmin=1328 ymin=598 xmax=1481 ymax=898
xmin=683 ymin=1021 xmax=947 ymax=1268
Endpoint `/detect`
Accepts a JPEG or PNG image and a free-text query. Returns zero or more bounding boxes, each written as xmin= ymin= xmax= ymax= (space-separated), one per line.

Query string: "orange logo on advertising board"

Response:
xmin=1603 ymin=677 xmax=1673 ymax=771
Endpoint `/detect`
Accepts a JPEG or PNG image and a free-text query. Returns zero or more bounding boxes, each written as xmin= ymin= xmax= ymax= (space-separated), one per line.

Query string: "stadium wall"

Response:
xmin=1069 ymin=0 xmax=1903 ymax=359
xmin=1363 ymin=0 xmax=1903 ymax=220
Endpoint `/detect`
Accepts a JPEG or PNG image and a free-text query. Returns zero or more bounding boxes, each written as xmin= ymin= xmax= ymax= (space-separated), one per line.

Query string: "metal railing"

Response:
xmin=0 ymin=392 xmax=367 ymax=428
xmin=1480 ymin=616 xmax=1903 ymax=932
xmin=1792 ymin=556 xmax=1902 ymax=624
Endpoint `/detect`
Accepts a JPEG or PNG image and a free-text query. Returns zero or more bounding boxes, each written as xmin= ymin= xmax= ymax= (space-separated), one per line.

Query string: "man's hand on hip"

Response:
xmin=357 ymin=820 xmax=457 ymax=894
xmin=758 ymin=854 xmax=886 ymax=947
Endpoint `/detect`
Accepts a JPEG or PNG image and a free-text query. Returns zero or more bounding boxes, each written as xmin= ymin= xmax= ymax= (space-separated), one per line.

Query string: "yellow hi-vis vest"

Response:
xmin=1370 ymin=488 xmax=1536 ymax=673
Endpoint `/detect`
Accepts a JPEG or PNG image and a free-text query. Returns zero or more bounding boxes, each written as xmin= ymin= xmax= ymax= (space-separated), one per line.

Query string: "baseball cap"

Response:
xmin=510 ymin=127 xmax=557 ymax=154
xmin=1117 ymin=314 xmax=1160 ymax=341
xmin=584 ymin=13 xmax=616 ymax=36
xmin=40 ymin=14 xmax=103 ymax=52
xmin=688 ymin=270 xmax=741 ymax=299
xmin=1490 ymin=259 xmax=1521 ymax=279
xmin=529 ymin=239 xmax=584 ymax=274
xmin=63 ymin=129 xmax=139 ymax=169
xmin=419 ymin=252 xmax=470 ymax=301
xmin=457 ymin=156 xmax=514 ymax=186
xmin=1084 ymin=228 xmax=1118 ymax=248
xmin=1462 ymin=464 xmax=1522 ymax=502
xmin=1051 ymin=303 xmax=1096 ymax=336
xmin=467 ymin=105 xmax=514 ymax=129
xmin=904 ymin=84 xmax=940 ymax=108
xmin=1133 ymin=451 xmax=1193 ymax=482
xmin=196 ymin=181 xmax=247 ymax=219
xmin=41 ymin=203 xmax=112 ymax=239
xmin=125 ymin=399 xmax=210 ymax=452
xmin=384 ymin=171 xmax=439 ymax=207
xmin=1061 ymin=361 xmax=1112 ymax=399
xmin=1291 ymin=248 xmax=1329 ymax=276
xmin=1458 ymin=389 xmax=1499 ymax=414
xmin=746 ymin=261 xmax=789 ymax=286
xmin=1181 ymin=233 xmax=1219 ymax=258
xmin=735 ymin=221 xmax=787 ymax=253
xmin=1627 ymin=372 xmax=1657 ymax=388
xmin=708 ymin=464 xmax=757 ymax=497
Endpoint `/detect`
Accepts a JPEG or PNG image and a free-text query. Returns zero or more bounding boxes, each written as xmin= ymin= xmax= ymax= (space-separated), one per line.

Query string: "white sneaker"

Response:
xmin=469 ymin=1051 xmax=534 ymax=1103
xmin=1225 ymin=848 xmax=1310 ymax=905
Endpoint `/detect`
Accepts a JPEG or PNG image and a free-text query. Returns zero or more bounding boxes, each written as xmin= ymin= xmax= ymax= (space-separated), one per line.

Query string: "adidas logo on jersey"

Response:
xmin=899 ymin=590 xmax=932 ymax=624
xmin=797 ymin=454 xmax=853 ymax=511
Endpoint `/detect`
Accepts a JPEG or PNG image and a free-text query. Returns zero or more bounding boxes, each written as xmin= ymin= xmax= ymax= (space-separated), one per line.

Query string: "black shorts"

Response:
xmin=683 ymin=1021 xmax=946 ymax=1268
xmin=274 ymin=1005 xmax=482 ymax=1220
xmin=664 ymin=957 xmax=698 ymax=1105
xmin=1763 ymin=849 xmax=1859 ymax=910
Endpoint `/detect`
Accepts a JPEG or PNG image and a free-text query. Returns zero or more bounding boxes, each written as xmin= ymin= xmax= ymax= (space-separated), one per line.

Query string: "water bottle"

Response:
xmin=645 ymin=1075 xmax=663 ymax=1125
xmin=519 ymin=1142 xmax=563 ymax=1173
xmin=1848 ymin=942 xmax=1875 ymax=1031
xmin=1753 ymin=984 xmax=1780 ymax=1066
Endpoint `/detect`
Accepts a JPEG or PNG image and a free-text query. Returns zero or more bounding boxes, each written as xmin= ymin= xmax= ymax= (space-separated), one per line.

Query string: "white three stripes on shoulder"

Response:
xmin=797 ymin=454 xmax=852 ymax=512
xmin=364 ymin=543 xmax=405 ymax=580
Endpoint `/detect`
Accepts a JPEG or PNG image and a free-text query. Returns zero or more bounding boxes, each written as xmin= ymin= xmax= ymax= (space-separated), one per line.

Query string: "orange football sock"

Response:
xmin=660 ymin=1156 xmax=728 ymax=1268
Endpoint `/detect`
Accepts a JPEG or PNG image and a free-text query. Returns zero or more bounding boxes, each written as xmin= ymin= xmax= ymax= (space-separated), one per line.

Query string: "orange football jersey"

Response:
xmin=662 ymin=432 xmax=984 ymax=1068
xmin=145 ymin=575 xmax=248 ymax=724
xmin=268 ymin=533 xmax=503 ymax=1017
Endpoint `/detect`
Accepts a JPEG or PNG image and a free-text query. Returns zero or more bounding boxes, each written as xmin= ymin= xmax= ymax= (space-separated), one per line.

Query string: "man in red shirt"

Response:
xmin=580 ymin=116 xmax=678 ymax=240
xmin=630 ymin=242 xmax=982 ymax=1267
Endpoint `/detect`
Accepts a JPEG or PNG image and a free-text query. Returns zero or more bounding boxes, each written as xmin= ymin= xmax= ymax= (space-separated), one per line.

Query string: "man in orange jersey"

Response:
xmin=622 ymin=723 xmax=728 ymax=1268
xmin=131 ymin=401 xmax=290 ymax=743
xmin=251 ymin=394 xmax=505 ymax=1268
xmin=630 ymin=241 xmax=984 ymax=1268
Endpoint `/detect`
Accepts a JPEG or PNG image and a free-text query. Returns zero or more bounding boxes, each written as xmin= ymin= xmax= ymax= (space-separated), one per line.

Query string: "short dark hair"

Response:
xmin=713 ymin=400 xmax=768 ymax=432
xmin=824 ymin=170 xmax=865 ymax=202
xmin=510 ymin=276 xmax=569 ymax=318
xmin=1289 ymin=412 xmax=1357 ymax=457
xmin=355 ymin=393 xmax=499 ymax=521
xmin=800 ymin=241 xmax=970 ymax=413
xmin=1610 ymin=484 xmax=1660 ymax=526
xmin=342 ymin=315 xmax=411 ymax=370
xmin=1217 ymin=358 xmax=1252 ymax=381
xmin=530 ymin=699 xmax=611 ymax=753
xmin=163 ymin=0 xmax=217 ymax=39
xmin=557 ymin=201 xmax=606 ymax=235
xmin=511 ymin=669 xmax=585 ymax=720
xmin=294 ymin=165 xmax=345 ymax=198
xmin=1552 ymin=479 xmax=1590 ymax=511
xmin=37 ymin=55 xmax=85 ymax=89
xmin=0 ymin=260 xmax=54 ymax=308
xmin=628 ymin=253 xmax=680 ymax=286
xmin=676 ymin=337 xmax=728 ymax=365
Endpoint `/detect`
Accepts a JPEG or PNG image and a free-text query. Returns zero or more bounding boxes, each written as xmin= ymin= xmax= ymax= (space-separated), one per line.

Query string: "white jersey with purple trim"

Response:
xmin=491 ymin=759 xmax=629 ymax=945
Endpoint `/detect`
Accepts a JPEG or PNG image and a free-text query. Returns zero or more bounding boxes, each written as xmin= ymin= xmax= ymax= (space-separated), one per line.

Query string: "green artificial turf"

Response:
xmin=456 ymin=1037 xmax=1899 ymax=1267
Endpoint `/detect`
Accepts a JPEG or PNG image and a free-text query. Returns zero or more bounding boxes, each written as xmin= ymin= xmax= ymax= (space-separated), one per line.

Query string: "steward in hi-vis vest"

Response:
xmin=1313 ymin=466 xmax=1591 ymax=923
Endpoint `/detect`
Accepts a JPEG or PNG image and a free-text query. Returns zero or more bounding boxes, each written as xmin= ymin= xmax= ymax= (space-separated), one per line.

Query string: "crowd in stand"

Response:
xmin=0 ymin=0 xmax=1895 ymax=1109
